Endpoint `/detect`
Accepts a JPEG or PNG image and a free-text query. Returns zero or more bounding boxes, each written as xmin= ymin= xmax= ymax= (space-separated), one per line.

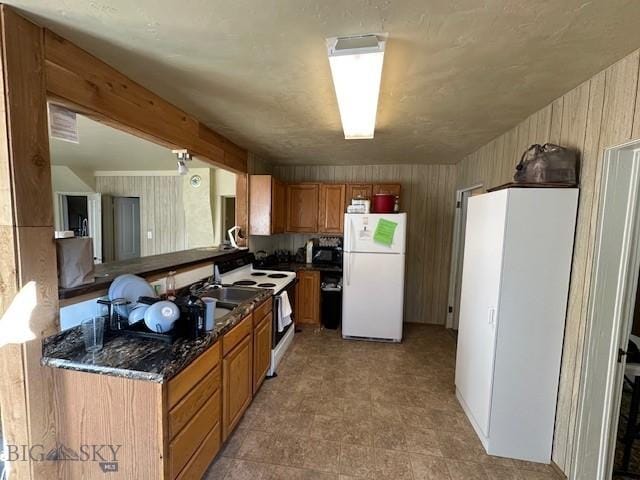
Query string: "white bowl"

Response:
xmin=144 ymin=301 xmax=179 ymax=333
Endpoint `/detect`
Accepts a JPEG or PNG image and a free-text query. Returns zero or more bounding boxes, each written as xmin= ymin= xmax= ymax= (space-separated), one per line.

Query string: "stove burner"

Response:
xmin=251 ymin=272 xmax=267 ymax=277
xmin=268 ymin=273 xmax=288 ymax=279
xmin=257 ymin=282 xmax=276 ymax=288
xmin=233 ymin=280 xmax=257 ymax=286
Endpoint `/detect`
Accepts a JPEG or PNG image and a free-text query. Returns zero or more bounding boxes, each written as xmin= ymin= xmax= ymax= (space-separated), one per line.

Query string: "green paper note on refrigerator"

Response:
xmin=373 ymin=218 xmax=398 ymax=246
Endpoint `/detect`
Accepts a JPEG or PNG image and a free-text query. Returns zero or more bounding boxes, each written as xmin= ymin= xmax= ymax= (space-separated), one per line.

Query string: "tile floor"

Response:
xmin=205 ymin=324 xmax=563 ymax=480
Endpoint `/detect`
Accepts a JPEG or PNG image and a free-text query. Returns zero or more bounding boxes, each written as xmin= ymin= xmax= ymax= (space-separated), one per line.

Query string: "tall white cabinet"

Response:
xmin=455 ymin=187 xmax=578 ymax=463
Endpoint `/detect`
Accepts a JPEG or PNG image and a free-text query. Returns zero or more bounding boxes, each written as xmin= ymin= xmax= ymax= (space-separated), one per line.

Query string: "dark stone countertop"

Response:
xmin=263 ymin=262 xmax=343 ymax=274
xmin=42 ymin=288 xmax=272 ymax=383
xmin=59 ymin=247 xmax=247 ymax=300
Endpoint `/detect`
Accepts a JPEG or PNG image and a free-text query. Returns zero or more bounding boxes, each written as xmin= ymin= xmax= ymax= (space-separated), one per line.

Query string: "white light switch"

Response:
xmin=147 ymin=231 xmax=153 ymax=240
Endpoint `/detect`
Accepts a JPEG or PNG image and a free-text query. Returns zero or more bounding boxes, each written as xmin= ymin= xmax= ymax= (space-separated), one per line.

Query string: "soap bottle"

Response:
xmin=166 ymin=271 xmax=177 ymax=300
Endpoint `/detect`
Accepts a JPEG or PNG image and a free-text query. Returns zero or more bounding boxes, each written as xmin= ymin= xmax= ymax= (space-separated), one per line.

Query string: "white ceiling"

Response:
xmin=49 ymin=113 xmax=212 ymax=171
xmin=14 ymin=0 xmax=640 ymax=165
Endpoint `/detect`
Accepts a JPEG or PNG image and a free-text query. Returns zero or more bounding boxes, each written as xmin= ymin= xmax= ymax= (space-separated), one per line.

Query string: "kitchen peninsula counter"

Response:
xmin=42 ymin=288 xmax=271 ymax=382
xmin=58 ymin=246 xmax=247 ymax=300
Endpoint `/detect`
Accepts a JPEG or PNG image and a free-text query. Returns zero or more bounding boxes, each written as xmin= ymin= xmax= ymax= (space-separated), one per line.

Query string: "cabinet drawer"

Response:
xmin=169 ymin=390 xmax=220 ymax=478
xmin=167 ymin=342 xmax=220 ymax=408
xmin=253 ymin=298 xmax=272 ymax=326
xmin=222 ymin=314 xmax=252 ymax=356
xmin=175 ymin=422 xmax=221 ymax=480
xmin=169 ymin=366 xmax=220 ymax=439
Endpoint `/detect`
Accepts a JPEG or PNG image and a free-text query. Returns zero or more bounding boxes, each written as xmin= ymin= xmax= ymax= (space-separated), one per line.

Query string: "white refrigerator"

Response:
xmin=342 ymin=213 xmax=407 ymax=342
xmin=455 ymin=188 xmax=578 ymax=463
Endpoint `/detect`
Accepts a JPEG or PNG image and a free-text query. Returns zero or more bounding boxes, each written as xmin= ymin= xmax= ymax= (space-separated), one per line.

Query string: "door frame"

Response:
xmin=572 ymin=139 xmax=640 ymax=479
xmin=446 ymin=183 xmax=484 ymax=329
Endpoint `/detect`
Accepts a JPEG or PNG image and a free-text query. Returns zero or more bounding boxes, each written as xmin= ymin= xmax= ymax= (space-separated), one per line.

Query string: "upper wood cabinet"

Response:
xmin=318 ymin=184 xmax=346 ymax=233
xmin=287 ymin=184 xmax=319 ymax=233
xmin=249 ymin=175 xmax=286 ymax=235
xmin=372 ymin=183 xmax=402 ymax=197
xmin=346 ymin=183 xmax=373 ymax=204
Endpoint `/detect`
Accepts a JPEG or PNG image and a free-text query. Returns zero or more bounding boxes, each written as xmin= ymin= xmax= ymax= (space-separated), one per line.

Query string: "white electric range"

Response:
xmin=217 ymin=254 xmax=297 ymax=376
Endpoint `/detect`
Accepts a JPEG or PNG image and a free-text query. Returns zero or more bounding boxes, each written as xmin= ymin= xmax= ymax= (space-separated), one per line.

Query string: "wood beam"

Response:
xmin=43 ymin=30 xmax=247 ymax=173
xmin=0 ymin=5 xmax=58 ymax=479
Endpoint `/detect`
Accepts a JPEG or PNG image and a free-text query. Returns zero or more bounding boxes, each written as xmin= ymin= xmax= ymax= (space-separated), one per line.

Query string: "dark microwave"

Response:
xmin=312 ymin=246 xmax=342 ymax=266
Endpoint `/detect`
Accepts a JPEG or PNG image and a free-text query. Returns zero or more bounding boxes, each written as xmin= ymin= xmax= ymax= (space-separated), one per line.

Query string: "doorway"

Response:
xmin=221 ymin=195 xmax=236 ymax=242
xmin=572 ymin=140 xmax=640 ymax=479
xmin=446 ymin=184 xmax=484 ymax=330
xmin=112 ymin=196 xmax=141 ymax=261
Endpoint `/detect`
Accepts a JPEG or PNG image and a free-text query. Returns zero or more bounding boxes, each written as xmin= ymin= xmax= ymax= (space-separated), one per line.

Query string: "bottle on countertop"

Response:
xmin=305 ymin=240 xmax=313 ymax=264
xmin=394 ymin=196 xmax=400 ymax=213
xmin=166 ymin=270 xmax=177 ymax=300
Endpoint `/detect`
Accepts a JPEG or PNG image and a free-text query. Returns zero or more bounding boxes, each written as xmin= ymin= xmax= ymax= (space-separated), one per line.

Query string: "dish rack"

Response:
xmin=98 ymin=297 xmax=183 ymax=345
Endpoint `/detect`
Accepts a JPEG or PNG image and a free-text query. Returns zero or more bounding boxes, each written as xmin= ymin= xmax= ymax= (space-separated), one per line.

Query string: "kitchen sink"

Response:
xmin=214 ymin=305 xmax=234 ymax=321
xmin=200 ymin=286 xmax=258 ymax=304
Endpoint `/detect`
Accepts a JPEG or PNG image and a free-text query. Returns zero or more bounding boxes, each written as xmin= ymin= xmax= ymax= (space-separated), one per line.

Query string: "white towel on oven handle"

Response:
xmin=277 ymin=291 xmax=293 ymax=333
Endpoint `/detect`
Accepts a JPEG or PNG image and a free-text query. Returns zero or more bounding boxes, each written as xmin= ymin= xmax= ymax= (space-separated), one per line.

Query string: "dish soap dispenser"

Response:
xmin=166 ymin=270 xmax=177 ymax=300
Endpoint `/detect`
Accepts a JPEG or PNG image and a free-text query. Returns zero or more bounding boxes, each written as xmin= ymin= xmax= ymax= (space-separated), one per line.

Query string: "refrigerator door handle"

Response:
xmin=488 ymin=306 xmax=496 ymax=329
xmin=349 ymin=217 xmax=356 ymax=253
xmin=346 ymin=254 xmax=351 ymax=285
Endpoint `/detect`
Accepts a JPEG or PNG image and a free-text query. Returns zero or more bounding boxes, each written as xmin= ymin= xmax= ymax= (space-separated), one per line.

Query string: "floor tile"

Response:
xmin=302 ymin=439 xmax=341 ymax=473
xmin=446 ymin=459 xmax=490 ymax=480
xmin=339 ymin=444 xmax=376 ymax=477
xmin=410 ymin=453 xmax=452 ymax=480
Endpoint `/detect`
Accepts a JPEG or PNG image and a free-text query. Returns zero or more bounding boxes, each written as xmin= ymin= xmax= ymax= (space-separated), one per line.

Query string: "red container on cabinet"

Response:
xmin=371 ymin=194 xmax=396 ymax=213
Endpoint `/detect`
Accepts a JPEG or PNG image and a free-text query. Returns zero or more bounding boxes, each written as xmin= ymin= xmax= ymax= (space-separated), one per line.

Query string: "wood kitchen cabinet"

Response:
xmin=318 ymin=183 xmax=346 ymax=233
xmin=287 ymin=183 xmax=319 ymax=233
xmin=222 ymin=313 xmax=253 ymax=441
xmin=249 ymin=175 xmax=286 ymax=235
xmin=372 ymin=183 xmax=402 ymax=197
xmin=346 ymin=183 xmax=373 ymax=204
xmin=295 ymin=270 xmax=321 ymax=325
xmin=51 ymin=341 xmax=224 ymax=479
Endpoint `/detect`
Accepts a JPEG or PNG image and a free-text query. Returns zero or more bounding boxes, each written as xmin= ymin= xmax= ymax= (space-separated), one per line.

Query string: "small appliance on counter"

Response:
xmin=312 ymin=237 xmax=343 ymax=266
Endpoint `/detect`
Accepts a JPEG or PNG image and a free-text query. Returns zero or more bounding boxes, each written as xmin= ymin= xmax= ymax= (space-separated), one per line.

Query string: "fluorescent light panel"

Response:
xmin=327 ymin=34 xmax=386 ymax=140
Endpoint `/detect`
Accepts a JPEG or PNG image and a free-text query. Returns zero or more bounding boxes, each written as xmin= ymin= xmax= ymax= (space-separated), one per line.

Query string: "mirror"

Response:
xmin=48 ymin=107 xmax=237 ymax=265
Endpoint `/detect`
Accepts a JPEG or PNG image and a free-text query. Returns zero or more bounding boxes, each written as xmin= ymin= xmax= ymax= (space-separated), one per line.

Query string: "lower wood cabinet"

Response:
xmin=222 ymin=314 xmax=253 ymax=441
xmin=167 ymin=342 xmax=222 ymax=480
xmin=253 ymin=312 xmax=272 ymax=393
xmin=295 ymin=270 xmax=321 ymax=325
xmin=50 ymin=298 xmax=275 ymax=480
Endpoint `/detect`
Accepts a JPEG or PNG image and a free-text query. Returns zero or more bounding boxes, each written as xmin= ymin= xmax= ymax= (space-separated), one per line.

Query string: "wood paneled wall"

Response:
xmin=456 ymin=48 xmax=640 ymax=476
xmin=96 ymin=176 xmax=187 ymax=257
xmin=266 ymin=164 xmax=457 ymax=325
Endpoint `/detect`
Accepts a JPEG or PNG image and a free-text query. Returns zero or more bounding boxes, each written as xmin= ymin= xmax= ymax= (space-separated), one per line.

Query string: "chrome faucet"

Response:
xmin=208 ymin=265 xmax=222 ymax=287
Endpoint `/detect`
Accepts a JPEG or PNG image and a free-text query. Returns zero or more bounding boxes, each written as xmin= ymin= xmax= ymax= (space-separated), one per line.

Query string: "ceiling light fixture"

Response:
xmin=173 ymin=149 xmax=192 ymax=176
xmin=326 ymin=33 xmax=387 ymax=140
